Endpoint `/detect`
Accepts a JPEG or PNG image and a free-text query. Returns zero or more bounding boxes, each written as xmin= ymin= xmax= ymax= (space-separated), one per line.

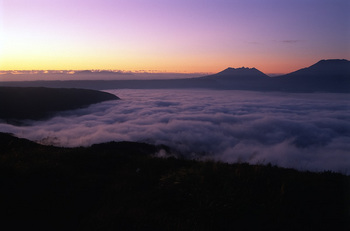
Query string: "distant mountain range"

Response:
xmin=192 ymin=59 xmax=349 ymax=92
xmin=75 ymin=70 xmax=131 ymax=75
xmin=0 ymin=59 xmax=349 ymax=92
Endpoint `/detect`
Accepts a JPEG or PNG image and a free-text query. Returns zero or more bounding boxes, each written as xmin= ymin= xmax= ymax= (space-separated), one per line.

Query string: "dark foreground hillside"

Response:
xmin=0 ymin=87 xmax=119 ymax=123
xmin=0 ymin=133 xmax=349 ymax=231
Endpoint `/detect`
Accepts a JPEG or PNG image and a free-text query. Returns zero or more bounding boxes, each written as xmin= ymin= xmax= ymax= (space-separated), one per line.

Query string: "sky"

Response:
xmin=0 ymin=0 xmax=349 ymax=74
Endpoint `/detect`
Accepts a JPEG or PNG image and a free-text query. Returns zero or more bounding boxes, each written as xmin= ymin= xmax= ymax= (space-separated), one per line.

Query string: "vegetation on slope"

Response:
xmin=0 ymin=132 xmax=349 ymax=231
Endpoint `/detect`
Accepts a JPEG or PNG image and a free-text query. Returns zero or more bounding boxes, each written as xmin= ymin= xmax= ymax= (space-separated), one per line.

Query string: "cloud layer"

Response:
xmin=1 ymin=89 xmax=349 ymax=174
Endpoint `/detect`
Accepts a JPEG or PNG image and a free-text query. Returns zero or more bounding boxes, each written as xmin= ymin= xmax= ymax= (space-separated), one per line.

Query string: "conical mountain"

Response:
xmin=203 ymin=67 xmax=270 ymax=80
xmin=196 ymin=67 xmax=272 ymax=90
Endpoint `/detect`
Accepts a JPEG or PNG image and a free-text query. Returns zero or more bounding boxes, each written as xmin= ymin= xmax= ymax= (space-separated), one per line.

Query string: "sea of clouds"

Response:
xmin=1 ymin=89 xmax=349 ymax=174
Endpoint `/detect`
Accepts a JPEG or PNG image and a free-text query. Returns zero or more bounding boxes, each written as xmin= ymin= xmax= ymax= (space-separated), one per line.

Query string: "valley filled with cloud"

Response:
xmin=1 ymin=89 xmax=349 ymax=174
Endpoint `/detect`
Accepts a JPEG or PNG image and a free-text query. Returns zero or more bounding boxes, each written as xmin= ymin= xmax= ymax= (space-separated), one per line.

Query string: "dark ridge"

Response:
xmin=74 ymin=70 xmax=94 ymax=74
xmin=281 ymin=59 xmax=350 ymax=77
xmin=0 ymin=87 xmax=119 ymax=122
xmin=312 ymin=59 xmax=350 ymax=68
xmin=210 ymin=67 xmax=270 ymax=78
xmin=0 ymin=59 xmax=349 ymax=92
xmin=0 ymin=132 xmax=349 ymax=231
xmin=196 ymin=66 xmax=273 ymax=90
xmin=199 ymin=67 xmax=270 ymax=81
xmin=0 ymin=132 xmax=41 ymax=151
xmin=275 ymin=59 xmax=350 ymax=92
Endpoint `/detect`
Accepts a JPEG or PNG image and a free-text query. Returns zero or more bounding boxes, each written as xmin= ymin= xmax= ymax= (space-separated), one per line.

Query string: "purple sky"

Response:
xmin=1 ymin=0 xmax=349 ymax=73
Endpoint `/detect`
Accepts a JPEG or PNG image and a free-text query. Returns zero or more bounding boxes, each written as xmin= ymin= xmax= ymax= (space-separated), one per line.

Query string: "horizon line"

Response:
xmin=1 ymin=58 xmax=348 ymax=76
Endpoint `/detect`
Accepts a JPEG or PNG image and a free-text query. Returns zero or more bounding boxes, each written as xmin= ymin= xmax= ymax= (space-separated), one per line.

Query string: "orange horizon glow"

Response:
xmin=1 ymin=1 xmax=349 ymax=76
xmin=0 ymin=56 xmax=341 ymax=75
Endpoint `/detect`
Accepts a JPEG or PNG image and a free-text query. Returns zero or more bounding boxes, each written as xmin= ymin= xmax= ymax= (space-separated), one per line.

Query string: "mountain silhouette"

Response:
xmin=274 ymin=59 xmax=350 ymax=92
xmin=282 ymin=59 xmax=350 ymax=78
xmin=203 ymin=67 xmax=270 ymax=80
xmin=196 ymin=66 xmax=272 ymax=90
xmin=0 ymin=59 xmax=349 ymax=92
xmin=195 ymin=59 xmax=349 ymax=92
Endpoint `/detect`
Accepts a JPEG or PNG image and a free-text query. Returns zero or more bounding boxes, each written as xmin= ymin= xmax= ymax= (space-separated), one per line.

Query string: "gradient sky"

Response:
xmin=1 ymin=0 xmax=349 ymax=74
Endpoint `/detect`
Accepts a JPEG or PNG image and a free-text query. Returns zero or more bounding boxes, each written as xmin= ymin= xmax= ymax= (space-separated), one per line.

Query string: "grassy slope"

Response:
xmin=0 ymin=132 xmax=349 ymax=231
xmin=0 ymin=87 xmax=119 ymax=122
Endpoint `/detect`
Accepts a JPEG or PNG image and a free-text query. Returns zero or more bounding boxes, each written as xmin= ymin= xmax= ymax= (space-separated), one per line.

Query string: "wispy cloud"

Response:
xmin=280 ymin=39 xmax=303 ymax=44
xmin=1 ymin=90 xmax=349 ymax=174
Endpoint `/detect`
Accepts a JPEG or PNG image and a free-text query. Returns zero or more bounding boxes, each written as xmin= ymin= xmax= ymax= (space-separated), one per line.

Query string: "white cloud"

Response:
xmin=1 ymin=89 xmax=350 ymax=174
